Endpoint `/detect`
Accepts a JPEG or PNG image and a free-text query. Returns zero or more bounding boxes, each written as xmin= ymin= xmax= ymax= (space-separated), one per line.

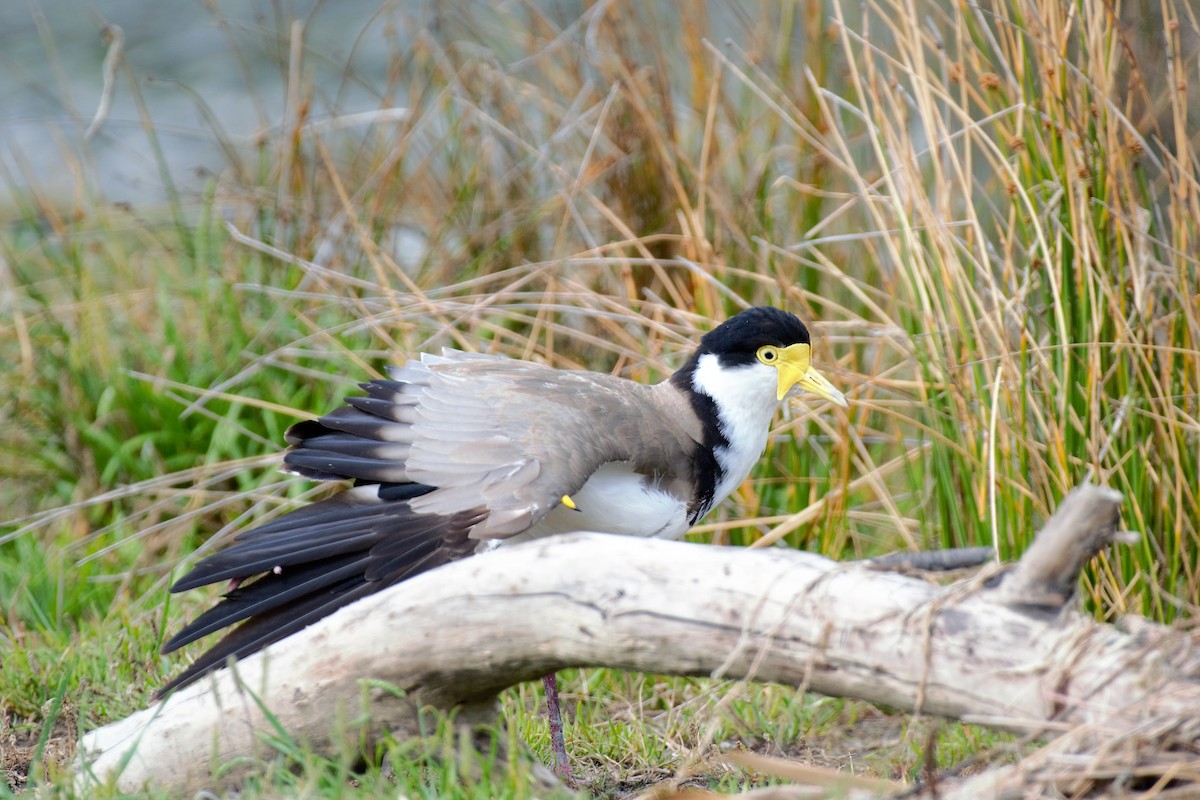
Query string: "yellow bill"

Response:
xmin=774 ymin=343 xmax=849 ymax=407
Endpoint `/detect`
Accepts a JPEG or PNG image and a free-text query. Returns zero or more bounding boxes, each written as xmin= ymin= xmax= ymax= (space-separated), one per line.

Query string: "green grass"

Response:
xmin=3 ymin=0 xmax=1198 ymax=796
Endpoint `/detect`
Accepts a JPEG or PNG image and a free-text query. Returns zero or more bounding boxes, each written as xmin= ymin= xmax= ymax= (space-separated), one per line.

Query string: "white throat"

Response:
xmin=690 ymin=352 xmax=781 ymax=506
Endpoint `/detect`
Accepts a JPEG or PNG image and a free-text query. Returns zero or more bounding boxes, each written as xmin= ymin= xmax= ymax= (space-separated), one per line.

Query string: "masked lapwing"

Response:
xmin=160 ymin=306 xmax=848 ymax=779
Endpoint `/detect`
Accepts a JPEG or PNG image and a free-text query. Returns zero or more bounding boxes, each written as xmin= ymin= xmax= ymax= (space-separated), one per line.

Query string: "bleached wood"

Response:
xmin=75 ymin=485 xmax=1197 ymax=796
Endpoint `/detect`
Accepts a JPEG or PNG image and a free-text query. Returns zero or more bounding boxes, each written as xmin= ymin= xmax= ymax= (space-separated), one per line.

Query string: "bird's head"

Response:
xmin=682 ymin=306 xmax=848 ymax=409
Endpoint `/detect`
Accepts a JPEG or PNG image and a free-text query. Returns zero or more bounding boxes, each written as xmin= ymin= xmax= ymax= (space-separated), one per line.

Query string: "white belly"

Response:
xmin=501 ymin=462 xmax=689 ymax=546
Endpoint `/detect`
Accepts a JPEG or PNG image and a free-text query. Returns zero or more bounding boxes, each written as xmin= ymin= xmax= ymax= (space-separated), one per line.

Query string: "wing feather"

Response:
xmin=163 ymin=350 xmax=704 ymax=695
xmin=161 ymin=490 xmax=484 ymax=694
xmin=393 ymin=356 xmax=704 ymax=536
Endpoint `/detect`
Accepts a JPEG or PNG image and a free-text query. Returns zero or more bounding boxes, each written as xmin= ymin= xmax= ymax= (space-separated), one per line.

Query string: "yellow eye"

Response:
xmin=756 ymin=345 xmax=780 ymax=365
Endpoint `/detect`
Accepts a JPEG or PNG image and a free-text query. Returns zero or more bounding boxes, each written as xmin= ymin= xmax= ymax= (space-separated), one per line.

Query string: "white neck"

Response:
xmin=690 ymin=353 xmax=780 ymax=506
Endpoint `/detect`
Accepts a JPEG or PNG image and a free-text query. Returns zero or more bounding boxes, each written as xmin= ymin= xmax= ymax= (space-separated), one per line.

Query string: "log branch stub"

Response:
xmin=991 ymin=484 xmax=1137 ymax=611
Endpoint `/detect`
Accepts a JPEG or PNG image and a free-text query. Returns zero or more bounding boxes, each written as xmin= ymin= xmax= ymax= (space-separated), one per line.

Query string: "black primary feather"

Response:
xmin=158 ymin=498 xmax=482 ymax=697
xmin=160 ymin=389 xmax=482 ymax=696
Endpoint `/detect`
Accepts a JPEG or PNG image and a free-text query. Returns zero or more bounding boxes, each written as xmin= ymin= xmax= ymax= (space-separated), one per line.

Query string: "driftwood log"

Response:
xmin=75 ymin=485 xmax=1199 ymax=797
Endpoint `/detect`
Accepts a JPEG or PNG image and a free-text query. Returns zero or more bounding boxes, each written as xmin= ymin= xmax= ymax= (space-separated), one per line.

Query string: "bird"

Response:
xmin=160 ymin=306 xmax=848 ymax=781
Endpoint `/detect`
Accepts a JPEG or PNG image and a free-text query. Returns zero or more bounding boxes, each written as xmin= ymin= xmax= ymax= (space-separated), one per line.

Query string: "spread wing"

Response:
xmin=369 ymin=352 xmax=704 ymax=536
xmin=161 ymin=351 xmax=701 ymax=694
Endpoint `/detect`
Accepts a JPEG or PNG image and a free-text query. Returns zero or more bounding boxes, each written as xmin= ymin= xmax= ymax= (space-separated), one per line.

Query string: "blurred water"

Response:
xmin=0 ymin=0 xmax=416 ymax=212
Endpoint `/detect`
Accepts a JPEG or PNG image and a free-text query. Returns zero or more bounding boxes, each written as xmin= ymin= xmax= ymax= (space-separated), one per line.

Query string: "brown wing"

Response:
xmin=162 ymin=351 xmax=701 ymax=694
xmin=387 ymin=352 xmax=706 ymax=536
